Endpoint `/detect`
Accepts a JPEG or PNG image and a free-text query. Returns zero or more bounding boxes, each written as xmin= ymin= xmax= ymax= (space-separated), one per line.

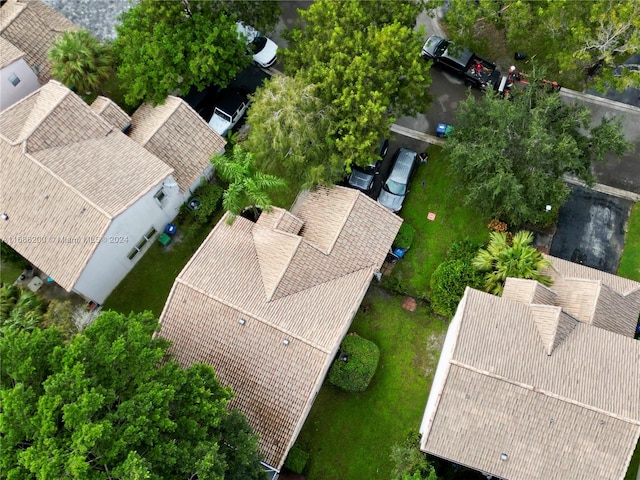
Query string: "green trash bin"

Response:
xmin=158 ymin=233 xmax=171 ymax=246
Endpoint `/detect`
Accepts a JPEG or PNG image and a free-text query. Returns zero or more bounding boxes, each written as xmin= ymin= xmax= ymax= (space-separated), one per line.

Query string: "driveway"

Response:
xmin=549 ymin=184 xmax=634 ymax=273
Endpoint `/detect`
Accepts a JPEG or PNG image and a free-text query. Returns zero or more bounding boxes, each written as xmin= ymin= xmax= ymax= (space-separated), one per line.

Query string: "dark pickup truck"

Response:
xmin=422 ymin=35 xmax=501 ymax=90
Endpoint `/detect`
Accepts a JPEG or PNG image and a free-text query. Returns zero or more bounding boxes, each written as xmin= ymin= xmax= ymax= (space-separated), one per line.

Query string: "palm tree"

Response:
xmin=211 ymin=145 xmax=288 ymax=224
xmin=473 ymin=230 xmax=552 ymax=296
xmin=48 ymin=29 xmax=113 ymax=94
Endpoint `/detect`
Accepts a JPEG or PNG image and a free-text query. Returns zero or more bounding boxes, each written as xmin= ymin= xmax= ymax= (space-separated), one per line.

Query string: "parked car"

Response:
xmin=208 ymin=87 xmax=250 ymax=136
xmin=236 ymin=22 xmax=278 ymax=68
xmin=377 ymin=147 xmax=418 ymax=213
xmin=347 ymin=139 xmax=390 ymax=192
xmin=421 ymin=35 xmax=500 ymax=90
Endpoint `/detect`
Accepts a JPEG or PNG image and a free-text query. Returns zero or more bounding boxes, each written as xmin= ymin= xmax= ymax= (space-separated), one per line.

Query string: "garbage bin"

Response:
xmin=158 ymin=233 xmax=172 ymax=247
xmin=164 ymin=223 xmax=177 ymax=235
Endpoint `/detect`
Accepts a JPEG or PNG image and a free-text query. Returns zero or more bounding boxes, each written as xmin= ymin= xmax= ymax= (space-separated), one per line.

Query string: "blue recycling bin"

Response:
xmin=164 ymin=223 xmax=177 ymax=236
xmin=436 ymin=123 xmax=448 ymax=137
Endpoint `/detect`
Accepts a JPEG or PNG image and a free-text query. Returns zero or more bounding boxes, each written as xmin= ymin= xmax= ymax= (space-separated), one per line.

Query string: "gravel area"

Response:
xmin=42 ymin=0 xmax=135 ymax=41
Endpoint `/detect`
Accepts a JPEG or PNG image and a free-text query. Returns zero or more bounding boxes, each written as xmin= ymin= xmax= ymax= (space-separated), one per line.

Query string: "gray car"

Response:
xmin=377 ymin=148 xmax=418 ymax=212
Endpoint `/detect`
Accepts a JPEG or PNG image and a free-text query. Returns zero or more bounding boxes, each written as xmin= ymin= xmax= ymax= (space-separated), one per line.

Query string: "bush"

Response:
xmin=430 ymin=259 xmax=483 ymax=318
xmin=190 ymin=182 xmax=223 ymax=226
xmin=328 ymin=333 xmax=380 ymax=392
xmin=284 ymin=445 xmax=309 ymax=474
xmin=445 ymin=238 xmax=482 ymax=263
xmin=394 ymin=223 xmax=416 ymax=249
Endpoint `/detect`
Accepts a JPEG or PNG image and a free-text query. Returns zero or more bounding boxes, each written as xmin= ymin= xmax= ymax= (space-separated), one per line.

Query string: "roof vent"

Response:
xmin=238 ymin=318 xmax=246 ymax=326
xmin=500 ymin=453 xmax=508 ymax=461
xmin=283 ymin=339 xmax=290 ymax=346
xmin=1 ymin=213 xmax=8 ymax=221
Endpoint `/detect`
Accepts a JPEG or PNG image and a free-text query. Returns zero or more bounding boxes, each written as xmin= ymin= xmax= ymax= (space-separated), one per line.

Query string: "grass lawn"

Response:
xmin=0 ymin=256 xmax=25 ymax=285
xmin=103 ymin=211 xmax=223 ymax=316
xmin=295 ymin=287 xmax=447 ymax=479
xmin=390 ymin=146 xmax=490 ymax=297
xmin=618 ymin=202 xmax=640 ymax=282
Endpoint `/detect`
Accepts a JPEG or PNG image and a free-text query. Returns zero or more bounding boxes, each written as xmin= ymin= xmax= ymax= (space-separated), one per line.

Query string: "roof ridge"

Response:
xmin=450 ymin=359 xmax=640 ymax=426
xmin=16 ymin=82 xmax=69 ymax=141
xmin=528 ymin=303 xmax=578 ymax=355
xmin=136 ymin=97 xmax=181 ymax=146
xmin=174 ymin=277 xmax=332 ymax=354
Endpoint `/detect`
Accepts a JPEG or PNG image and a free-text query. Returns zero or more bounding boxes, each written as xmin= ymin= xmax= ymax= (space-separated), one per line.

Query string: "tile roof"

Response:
xmin=421 ymin=273 xmax=640 ymax=480
xmin=90 ymin=96 xmax=131 ymax=132
xmin=129 ymin=96 xmax=226 ymax=193
xmin=0 ymin=35 xmax=24 ymax=68
xmin=0 ymin=81 xmax=173 ymax=291
xmin=159 ymin=186 xmax=402 ymax=469
xmin=0 ymin=0 xmax=78 ymax=83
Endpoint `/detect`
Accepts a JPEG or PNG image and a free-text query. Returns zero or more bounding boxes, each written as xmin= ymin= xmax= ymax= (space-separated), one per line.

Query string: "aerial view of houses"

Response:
xmin=1 ymin=1 xmax=639 ymax=479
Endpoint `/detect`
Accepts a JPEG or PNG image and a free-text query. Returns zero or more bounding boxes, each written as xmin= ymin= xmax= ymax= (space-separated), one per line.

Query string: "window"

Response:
xmin=8 ymin=73 xmax=20 ymax=86
xmin=127 ymin=227 xmax=158 ymax=261
xmin=154 ymin=189 xmax=166 ymax=204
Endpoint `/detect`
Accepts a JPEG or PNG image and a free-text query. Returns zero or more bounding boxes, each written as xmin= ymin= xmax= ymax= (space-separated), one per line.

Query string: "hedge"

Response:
xmin=394 ymin=223 xmax=416 ymax=250
xmin=328 ymin=334 xmax=380 ymax=392
xmin=284 ymin=445 xmax=309 ymax=474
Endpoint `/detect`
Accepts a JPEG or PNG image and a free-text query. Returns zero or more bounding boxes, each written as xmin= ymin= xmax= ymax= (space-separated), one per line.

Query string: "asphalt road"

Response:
xmin=550 ymin=184 xmax=633 ymax=273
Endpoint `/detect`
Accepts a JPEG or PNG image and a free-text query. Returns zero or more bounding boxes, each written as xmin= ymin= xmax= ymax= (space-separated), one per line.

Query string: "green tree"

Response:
xmin=430 ymin=260 xmax=484 ymax=318
xmin=212 ymin=145 xmax=287 ymax=224
xmin=285 ymin=0 xmax=433 ymax=172
xmin=446 ymin=83 xmax=631 ymax=227
xmin=113 ymin=0 xmax=249 ymax=106
xmin=444 ymin=0 xmax=640 ymax=91
xmin=244 ymin=74 xmax=340 ymax=191
xmin=390 ymin=432 xmax=439 ymax=480
xmin=48 ymin=29 xmax=113 ymax=94
xmin=473 ymin=231 xmax=552 ymax=296
xmin=212 ymin=0 xmax=281 ymax=34
xmin=0 ymin=310 xmax=266 ymax=479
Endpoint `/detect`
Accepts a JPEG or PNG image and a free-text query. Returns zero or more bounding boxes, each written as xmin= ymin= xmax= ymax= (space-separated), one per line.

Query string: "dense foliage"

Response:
xmin=390 ymin=432 xmax=438 ymax=480
xmin=473 ymin=231 xmax=552 ymax=296
xmin=189 ymin=182 xmax=224 ymax=227
xmin=446 ymin=83 xmax=631 ymax=227
xmin=244 ymin=74 xmax=340 ymax=191
xmin=328 ymin=334 xmax=380 ymax=392
xmin=430 ymin=259 xmax=483 ymax=318
xmin=283 ymin=445 xmax=309 ymax=474
xmin=282 ymin=0 xmax=433 ymax=178
xmin=48 ymin=29 xmax=112 ymax=94
xmin=444 ymin=0 xmax=640 ymax=91
xmin=211 ymin=145 xmax=287 ymax=224
xmin=113 ymin=0 xmax=250 ymax=106
xmin=394 ymin=223 xmax=417 ymax=250
xmin=0 ymin=311 xmax=265 ymax=479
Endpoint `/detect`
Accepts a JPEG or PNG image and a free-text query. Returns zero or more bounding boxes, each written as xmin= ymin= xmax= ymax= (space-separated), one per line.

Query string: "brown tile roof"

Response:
xmin=129 ymin=96 xmax=226 ymax=193
xmin=0 ymin=35 xmax=24 ymax=68
xmin=0 ymin=81 xmax=173 ymax=291
xmin=90 ymin=96 xmax=131 ymax=132
xmin=421 ymin=283 xmax=640 ymax=480
xmin=0 ymin=0 xmax=78 ymax=83
xmin=159 ymin=186 xmax=402 ymax=469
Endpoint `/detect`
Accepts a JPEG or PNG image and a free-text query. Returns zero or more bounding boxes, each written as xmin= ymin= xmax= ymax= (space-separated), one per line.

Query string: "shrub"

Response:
xmin=328 ymin=333 xmax=380 ymax=392
xmin=390 ymin=431 xmax=437 ymax=480
xmin=430 ymin=259 xmax=483 ymax=318
xmin=394 ymin=223 xmax=416 ymax=249
xmin=284 ymin=445 xmax=309 ymax=474
xmin=445 ymin=238 xmax=482 ymax=263
xmin=190 ymin=182 xmax=223 ymax=226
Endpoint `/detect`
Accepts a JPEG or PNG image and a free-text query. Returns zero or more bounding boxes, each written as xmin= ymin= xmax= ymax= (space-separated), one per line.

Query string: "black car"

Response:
xmin=347 ymin=139 xmax=390 ymax=192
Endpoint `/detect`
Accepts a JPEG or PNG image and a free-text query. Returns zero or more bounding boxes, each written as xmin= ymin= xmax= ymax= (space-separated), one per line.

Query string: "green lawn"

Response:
xmin=390 ymin=146 xmax=490 ymax=297
xmin=295 ymin=287 xmax=447 ymax=479
xmin=618 ymin=202 xmax=640 ymax=282
xmin=103 ymin=211 xmax=223 ymax=316
xmin=0 ymin=257 xmax=25 ymax=285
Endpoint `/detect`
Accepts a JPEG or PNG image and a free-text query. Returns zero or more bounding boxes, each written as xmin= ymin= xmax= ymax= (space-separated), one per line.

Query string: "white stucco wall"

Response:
xmin=72 ymin=175 xmax=183 ymax=303
xmin=0 ymin=58 xmax=40 ymax=112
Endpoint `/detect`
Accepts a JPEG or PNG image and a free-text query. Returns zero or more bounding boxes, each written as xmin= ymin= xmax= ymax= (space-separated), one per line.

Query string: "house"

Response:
xmin=0 ymin=81 xmax=225 ymax=305
xmin=158 ymin=186 xmax=402 ymax=477
xmin=419 ymin=255 xmax=640 ymax=480
xmin=0 ymin=36 xmax=40 ymax=111
xmin=0 ymin=0 xmax=78 ymax=89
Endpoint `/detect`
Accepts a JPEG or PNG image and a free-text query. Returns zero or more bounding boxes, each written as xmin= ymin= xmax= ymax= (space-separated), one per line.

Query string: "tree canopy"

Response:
xmin=244 ymin=74 xmax=340 ymax=192
xmin=444 ymin=0 xmax=640 ymax=91
xmin=283 ymin=0 xmax=433 ymax=175
xmin=48 ymin=29 xmax=112 ymax=95
xmin=0 ymin=310 xmax=265 ymax=479
xmin=113 ymin=0 xmax=250 ymax=106
xmin=445 ymin=82 xmax=631 ymax=227
xmin=211 ymin=145 xmax=287 ymax=224
xmin=473 ymin=231 xmax=552 ymax=296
